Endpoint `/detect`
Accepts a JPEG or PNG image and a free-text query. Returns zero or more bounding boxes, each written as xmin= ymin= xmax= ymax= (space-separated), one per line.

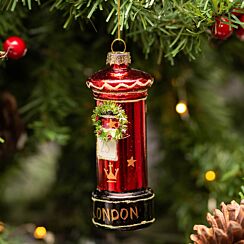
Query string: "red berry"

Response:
xmin=107 ymin=134 xmax=112 ymax=140
xmin=3 ymin=36 xmax=27 ymax=60
xmin=232 ymin=8 xmax=242 ymax=17
xmin=212 ymin=17 xmax=233 ymax=40
xmin=236 ymin=15 xmax=244 ymax=41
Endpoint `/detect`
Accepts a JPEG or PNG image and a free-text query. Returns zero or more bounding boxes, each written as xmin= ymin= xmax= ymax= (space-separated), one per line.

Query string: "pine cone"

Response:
xmin=191 ymin=200 xmax=244 ymax=244
xmin=0 ymin=91 xmax=25 ymax=161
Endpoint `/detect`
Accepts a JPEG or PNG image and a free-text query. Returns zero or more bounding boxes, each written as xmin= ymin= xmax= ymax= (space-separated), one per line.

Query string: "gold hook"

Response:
xmin=117 ymin=0 xmax=121 ymax=40
xmin=111 ymin=38 xmax=126 ymax=53
xmin=110 ymin=0 xmax=127 ymax=53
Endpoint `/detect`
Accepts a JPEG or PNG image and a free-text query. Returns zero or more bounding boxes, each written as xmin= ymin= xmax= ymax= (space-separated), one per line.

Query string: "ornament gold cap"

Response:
xmin=106 ymin=52 xmax=131 ymax=65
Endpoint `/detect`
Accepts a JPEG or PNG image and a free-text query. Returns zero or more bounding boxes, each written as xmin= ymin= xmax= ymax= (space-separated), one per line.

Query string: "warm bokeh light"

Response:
xmin=0 ymin=222 xmax=5 ymax=233
xmin=176 ymin=102 xmax=187 ymax=114
xmin=205 ymin=170 xmax=216 ymax=182
xmin=34 ymin=226 xmax=47 ymax=239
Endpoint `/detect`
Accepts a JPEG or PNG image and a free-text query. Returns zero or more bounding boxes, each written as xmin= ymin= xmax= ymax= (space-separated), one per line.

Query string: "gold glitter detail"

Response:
xmin=92 ymin=193 xmax=155 ymax=204
xmin=86 ymin=79 xmax=154 ymax=91
xmin=92 ymin=218 xmax=155 ymax=229
xmin=106 ymin=52 xmax=131 ymax=65
xmin=94 ymin=97 xmax=147 ymax=103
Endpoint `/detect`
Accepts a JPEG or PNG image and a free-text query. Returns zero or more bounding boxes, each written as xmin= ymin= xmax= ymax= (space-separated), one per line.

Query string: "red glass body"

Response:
xmin=87 ymin=62 xmax=153 ymax=193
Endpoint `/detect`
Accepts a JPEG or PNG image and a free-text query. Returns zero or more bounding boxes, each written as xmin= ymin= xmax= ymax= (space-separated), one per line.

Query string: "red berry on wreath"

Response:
xmin=236 ymin=15 xmax=244 ymax=41
xmin=232 ymin=8 xmax=242 ymax=17
xmin=212 ymin=17 xmax=233 ymax=40
xmin=107 ymin=135 xmax=112 ymax=140
xmin=3 ymin=36 xmax=27 ymax=60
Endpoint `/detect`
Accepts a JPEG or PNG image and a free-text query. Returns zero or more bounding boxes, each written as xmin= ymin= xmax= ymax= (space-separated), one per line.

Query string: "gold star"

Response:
xmin=127 ymin=156 xmax=136 ymax=167
xmin=108 ymin=119 xmax=117 ymax=129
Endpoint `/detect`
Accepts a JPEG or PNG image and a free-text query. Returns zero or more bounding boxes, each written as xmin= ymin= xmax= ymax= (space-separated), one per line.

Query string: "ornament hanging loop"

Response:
xmin=110 ymin=0 xmax=127 ymax=53
xmin=111 ymin=38 xmax=126 ymax=53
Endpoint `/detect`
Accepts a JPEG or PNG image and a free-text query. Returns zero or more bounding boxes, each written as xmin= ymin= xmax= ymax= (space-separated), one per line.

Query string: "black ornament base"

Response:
xmin=92 ymin=188 xmax=155 ymax=231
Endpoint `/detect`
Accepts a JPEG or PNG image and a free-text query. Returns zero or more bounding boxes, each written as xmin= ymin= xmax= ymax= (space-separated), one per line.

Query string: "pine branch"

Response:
xmin=0 ymin=0 xmax=40 ymax=11
xmin=240 ymin=184 xmax=244 ymax=199
xmin=0 ymin=10 xmax=27 ymax=36
xmin=16 ymin=11 xmax=90 ymax=145
xmin=48 ymin=0 xmax=243 ymax=63
xmin=148 ymin=38 xmax=244 ymax=231
xmin=0 ymin=0 xmax=243 ymax=63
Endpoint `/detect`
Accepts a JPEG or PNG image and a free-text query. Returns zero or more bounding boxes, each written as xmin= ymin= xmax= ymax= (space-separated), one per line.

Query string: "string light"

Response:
xmin=34 ymin=226 xmax=47 ymax=239
xmin=176 ymin=101 xmax=188 ymax=114
xmin=205 ymin=170 xmax=216 ymax=182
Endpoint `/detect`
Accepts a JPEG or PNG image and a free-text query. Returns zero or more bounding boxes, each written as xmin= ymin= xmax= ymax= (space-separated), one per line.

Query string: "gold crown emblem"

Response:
xmin=104 ymin=162 xmax=119 ymax=183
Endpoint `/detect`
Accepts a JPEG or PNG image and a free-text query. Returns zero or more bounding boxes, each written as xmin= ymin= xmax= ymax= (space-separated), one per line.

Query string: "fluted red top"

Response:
xmin=86 ymin=53 xmax=154 ymax=101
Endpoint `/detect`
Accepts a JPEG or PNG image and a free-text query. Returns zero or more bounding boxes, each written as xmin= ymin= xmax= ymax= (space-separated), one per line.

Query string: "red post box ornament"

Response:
xmin=87 ymin=39 xmax=155 ymax=230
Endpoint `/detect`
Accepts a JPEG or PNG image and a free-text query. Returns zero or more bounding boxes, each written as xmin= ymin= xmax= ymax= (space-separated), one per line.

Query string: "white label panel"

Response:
xmin=97 ymin=138 xmax=118 ymax=161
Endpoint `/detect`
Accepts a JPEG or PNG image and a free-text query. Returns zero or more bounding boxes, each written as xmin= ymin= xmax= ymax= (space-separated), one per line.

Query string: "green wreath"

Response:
xmin=91 ymin=101 xmax=128 ymax=141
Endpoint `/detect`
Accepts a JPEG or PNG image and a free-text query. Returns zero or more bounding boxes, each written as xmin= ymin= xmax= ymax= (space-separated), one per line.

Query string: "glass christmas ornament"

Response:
xmin=86 ymin=50 xmax=155 ymax=230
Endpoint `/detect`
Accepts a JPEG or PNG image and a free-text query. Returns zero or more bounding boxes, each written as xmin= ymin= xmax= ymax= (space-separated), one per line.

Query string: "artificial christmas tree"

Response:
xmin=0 ymin=0 xmax=243 ymax=243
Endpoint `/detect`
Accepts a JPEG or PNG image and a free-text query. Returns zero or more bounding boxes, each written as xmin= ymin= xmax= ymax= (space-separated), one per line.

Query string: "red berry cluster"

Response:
xmin=236 ymin=14 xmax=244 ymax=41
xmin=212 ymin=17 xmax=233 ymax=40
xmin=2 ymin=36 xmax=27 ymax=60
xmin=212 ymin=11 xmax=244 ymax=41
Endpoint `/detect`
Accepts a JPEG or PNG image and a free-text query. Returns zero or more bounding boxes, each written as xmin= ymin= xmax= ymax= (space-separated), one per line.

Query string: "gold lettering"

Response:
xmin=102 ymin=208 xmax=111 ymax=221
xmin=120 ymin=208 xmax=128 ymax=220
xmin=130 ymin=206 xmax=139 ymax=220
xmin=97 ymin=206 xmax=139 ymax=222
xmin=111 ymin=209 xmax=119 ymax=222
xmin=96 ymin=208 xmax=102 ymax=220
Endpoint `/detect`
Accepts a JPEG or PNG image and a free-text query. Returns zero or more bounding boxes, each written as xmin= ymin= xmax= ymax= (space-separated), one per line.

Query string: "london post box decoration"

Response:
xmin=86 ymin=46 xmax=155 ymax=230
